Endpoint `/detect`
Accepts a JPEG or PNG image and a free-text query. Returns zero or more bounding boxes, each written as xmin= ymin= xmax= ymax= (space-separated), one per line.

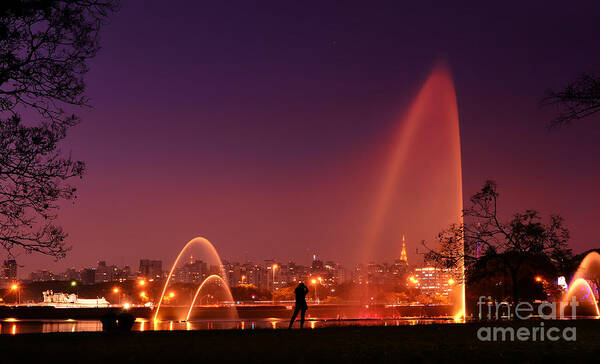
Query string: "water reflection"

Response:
xmin=1 ymin=318 xmax=454 ymax=335
xmin=1 ymin=319 xmax=102 ymax=334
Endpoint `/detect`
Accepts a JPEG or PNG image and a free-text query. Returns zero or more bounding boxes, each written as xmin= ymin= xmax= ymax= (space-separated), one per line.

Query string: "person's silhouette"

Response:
xmin=288 ymin=282 xmax=309 ymax=329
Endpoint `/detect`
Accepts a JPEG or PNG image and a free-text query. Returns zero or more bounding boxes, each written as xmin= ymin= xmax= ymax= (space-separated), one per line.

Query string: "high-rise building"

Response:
xmin=2 ymin=260 xmax=17 ymax=281
xmin=80 ymin=268 xmax=96 ymax=285
xmin=412 ymin=267 xmax=455 ymax=297
xmin=400 ymin=235 xmax=408 ymax=263
xmin=30 ymin=269 xmax=55 ymax=282
xmin=139 ymin=259 xmax=163 ymax=279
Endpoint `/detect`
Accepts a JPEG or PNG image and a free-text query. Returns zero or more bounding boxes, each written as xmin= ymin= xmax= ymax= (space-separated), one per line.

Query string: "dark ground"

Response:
xmin=1 ymin=320 xmax=599 ymax=363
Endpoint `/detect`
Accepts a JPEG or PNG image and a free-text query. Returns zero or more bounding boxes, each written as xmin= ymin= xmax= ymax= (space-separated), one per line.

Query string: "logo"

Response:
xmin=475 ymin=295 xmax=578 ymax=342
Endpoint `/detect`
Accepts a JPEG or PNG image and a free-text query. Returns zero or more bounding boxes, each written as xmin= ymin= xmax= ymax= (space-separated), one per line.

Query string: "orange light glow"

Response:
xmin=361 ymin=62 xmax=466 ymax=320
xmin=535 ymin=276 xmax=543 ymax=282
xmin=311 ymin=279 xmax=317 ymax=285
xmin=113 ymin=287 xmax=120 ymax=293
xmin=153 ymin=237 xmax=236 ymax=322
xmin=10 ymin=284 xmax=18 ymax=291
xmin=140 ymin=291 xmax=147 ymax=298
xmin=448 ymin=278 xmax=455 ymax=285
xmin=169 ymin=292 xmax=175 ymax=298
xmin=138 ymin=280 xmax=146 ymax=286
xmin=563 ymin=278 xmax=600 ymax=318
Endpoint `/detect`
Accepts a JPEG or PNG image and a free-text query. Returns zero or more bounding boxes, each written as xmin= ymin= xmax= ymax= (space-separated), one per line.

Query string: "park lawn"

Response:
xmin=1 ymin=320 xmax=598 ymax=363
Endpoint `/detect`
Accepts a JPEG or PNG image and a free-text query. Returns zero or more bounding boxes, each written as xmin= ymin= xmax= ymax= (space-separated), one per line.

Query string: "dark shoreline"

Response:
xmin=1 ymin=319 xmax=597 ymax=363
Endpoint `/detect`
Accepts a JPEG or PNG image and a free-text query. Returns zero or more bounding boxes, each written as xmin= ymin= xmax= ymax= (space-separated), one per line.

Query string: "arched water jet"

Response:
xmin=153 ymin=237 xmax=236 ymax=321
xmin=570 ymin=251 xmax=600 ymax=284
xmin=562 ymin=278 xmax=600 ymax=318
xmin=185 ymin=274 xmax=232 ymax=321
xmin=362 ymin=62 xmax=465 ymax=320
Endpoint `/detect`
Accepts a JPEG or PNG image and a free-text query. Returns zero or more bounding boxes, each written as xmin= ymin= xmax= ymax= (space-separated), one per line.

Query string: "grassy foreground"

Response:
xmin=2 ymin=320 xmax=599 ymax=363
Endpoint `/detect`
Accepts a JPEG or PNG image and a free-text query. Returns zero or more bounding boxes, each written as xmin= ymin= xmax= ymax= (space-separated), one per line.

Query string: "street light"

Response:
xmin=272 ymin=264 xmax=278 ymax=303
xmin=535 ymin=276 xmax=543 ymax=283
xmin=138 ymin=279 xmax=146 ymax=286
xmin=311 ymin=278 xmax=318 ymax=302
xmin=272 ymin=264 xmax=278 ymax=289
xmin=112 ymin=287 xmax=121 ymax=305
xmin=10 ymin=283 xmax=20 ymax=304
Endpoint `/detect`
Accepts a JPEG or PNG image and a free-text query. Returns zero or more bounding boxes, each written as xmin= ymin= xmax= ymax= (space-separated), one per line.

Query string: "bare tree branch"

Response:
xmin=542 ymin=73 xmax=600 ymax=128
xmin=0 ymin=0 xmax=119 ymax=259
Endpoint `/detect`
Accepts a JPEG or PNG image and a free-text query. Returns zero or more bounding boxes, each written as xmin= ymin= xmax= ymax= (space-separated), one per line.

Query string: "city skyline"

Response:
xmin=10 ymin=229 xmax=430 ymax=277
xmin=11 ymin=240 xmax=421 ymax=280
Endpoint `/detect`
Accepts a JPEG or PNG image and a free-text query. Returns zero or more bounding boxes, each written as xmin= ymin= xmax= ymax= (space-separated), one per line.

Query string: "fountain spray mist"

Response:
xmin=153 ymin=237 xmax=238 ymax=321
xmin=562 ymin=252 xmax=600 ymax=318
xmin=362 ymin=61 xmax=465 ymax=319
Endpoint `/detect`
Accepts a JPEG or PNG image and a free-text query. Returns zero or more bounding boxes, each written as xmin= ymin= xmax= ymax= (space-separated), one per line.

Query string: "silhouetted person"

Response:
xmin=288 ymin=282 xmax=309 ymax=329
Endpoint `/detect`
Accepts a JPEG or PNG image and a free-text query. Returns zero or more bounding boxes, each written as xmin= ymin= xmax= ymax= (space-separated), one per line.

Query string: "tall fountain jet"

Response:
xmin=362 ymin=61 xmax=465 ymax=319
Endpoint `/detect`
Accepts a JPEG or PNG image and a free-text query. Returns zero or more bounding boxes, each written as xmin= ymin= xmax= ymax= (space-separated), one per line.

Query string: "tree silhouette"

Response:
xmin=0 ymin=1 xmax=118 ymax=258
xmin=425 ymin=181 xmax=572 ymax=315
xmin=542 ymin=73 xmax=600 ymax=127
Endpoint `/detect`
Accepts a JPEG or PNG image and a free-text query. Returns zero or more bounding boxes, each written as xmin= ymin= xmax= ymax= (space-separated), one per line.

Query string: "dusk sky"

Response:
xmin=19 ymin=1 xmax=600 ymax=276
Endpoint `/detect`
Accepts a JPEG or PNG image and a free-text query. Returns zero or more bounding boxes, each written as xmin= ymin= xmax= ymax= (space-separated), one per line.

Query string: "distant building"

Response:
xmin=139 ymin=259 xmax=163 ymax=279
xmin=61 ymin=267 xmax=80 ymax=282
xmin=2 ymin=260 xmax=17 ymax=280
xmin=80 ymin=268 xmax=96 ymax=285
xmin=400 ymin=235 xmax=408 ymax=263
xmin=412 ymin=267 xmax=455 ymax=297
xmin=173 ymin=258 xmax=207 ymax=283
xmin=30 ymin=269 xmax=55 ymax=282
xmin=311 ymin=255 xmax=324 ymax=271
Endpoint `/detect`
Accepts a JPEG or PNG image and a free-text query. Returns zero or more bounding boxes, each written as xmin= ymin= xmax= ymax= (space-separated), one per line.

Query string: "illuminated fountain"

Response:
xmin=562 ymin=278 xmax=600 ymax=317
xmin=363 ymin=62 xmax=465 ymax=320
xmin=185 ymin=274 xmax=231 ymax=321
xmin=561 ymin=251 xmax=600 ymax=318
xmin=570 ymin=251 xmax=600 ymax=284
xmin=153 ymin=237 xmax=238 ymax=322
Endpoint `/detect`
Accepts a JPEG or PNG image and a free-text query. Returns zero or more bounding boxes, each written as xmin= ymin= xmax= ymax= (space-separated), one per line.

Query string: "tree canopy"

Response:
xmin=425 ymin=181 xmax=572 ymax=307
xmin=0 ymin=0 xmax=118 ymax=258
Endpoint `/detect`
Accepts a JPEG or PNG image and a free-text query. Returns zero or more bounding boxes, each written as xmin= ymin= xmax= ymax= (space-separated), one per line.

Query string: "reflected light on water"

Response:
xmin=1 ymin=318 xmax=462 ymax=334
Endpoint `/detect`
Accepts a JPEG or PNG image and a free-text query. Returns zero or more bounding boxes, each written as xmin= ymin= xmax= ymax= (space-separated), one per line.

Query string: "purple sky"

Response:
xmin=16 ymin=1 xmax=600 ymax=276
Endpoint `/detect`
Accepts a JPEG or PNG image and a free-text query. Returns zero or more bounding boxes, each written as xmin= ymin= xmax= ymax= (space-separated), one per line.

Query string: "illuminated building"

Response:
xmin=30 ymin=269 xmax=56 ymax=282
xmin=80 ymin=268 xmax=96 ymax=285
xmin=139 ymin=259 xmax=163 ymax=279
xmin=400 ymin=235 xmax=408 ymax=263
xmin=2 ymin=259 xmax=17 ymax=280
xmin=413 ymin=267 xmax=455 ymax=297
